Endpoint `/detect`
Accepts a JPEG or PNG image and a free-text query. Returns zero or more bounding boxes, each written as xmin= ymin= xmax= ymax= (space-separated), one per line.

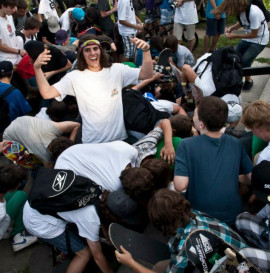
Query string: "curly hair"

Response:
xmin=120 ymin=167 xmax=155 ymax=203
xmin=148 ymin=189 xmax=195 ymax=236
xmin=77 ymin=34 xmax=112 ymax=71
xmin=141 ymin=159 xmax=171 ymax=190
xmin=0 ymin=164 xmax=26 ymax=193
xmin=50 ymin=136 xmax=74 ymax=161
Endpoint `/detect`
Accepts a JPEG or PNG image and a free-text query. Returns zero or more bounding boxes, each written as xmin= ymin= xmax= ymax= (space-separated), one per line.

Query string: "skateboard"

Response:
xmin=109 ymin=223 xmax=170 ymax=265
xmin=170 ymin=62 xmax=182 ymax=82
xmin=3 ymin=141 xmax=43 ymax=169
xmin=184 ymin=229 xmax=261 ymax=273
xmin=158 ymin=48 xmax=172 ymax=66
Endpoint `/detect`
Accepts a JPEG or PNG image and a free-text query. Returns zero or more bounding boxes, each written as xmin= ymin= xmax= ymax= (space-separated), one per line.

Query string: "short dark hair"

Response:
xmin=50 ymin=136 xmax=74 ymax=161
xmin=77 ymin=34 xmax=112 ymax=71
xmin=150 ymin=35 xmax=163 ymax=52
xmin=148 ymin=189 xmax=195 ymax=236
xmin=121 ymin=167 xmax=155 ymax=203
xmin=0 ymin=70 xmax=12 ymax=79
xmin=196 ymin=96 xmax=228 ymax=131
xmin=46 ymin=100 xmax=68 ymax=122
xmin=164 ymin=35 xmax=178 ymax=51
xmin=0 ymin=164 xmax=26 ymax=193
xmin=24 ymin=17 xmax=41 ymax=30
xmin=17 ymin=0 xmax=27 ymax=9
xmin=169 ymin=114 xmax=193 ymax=138
xmin=0 ymin=0 xmax=17 ymax=8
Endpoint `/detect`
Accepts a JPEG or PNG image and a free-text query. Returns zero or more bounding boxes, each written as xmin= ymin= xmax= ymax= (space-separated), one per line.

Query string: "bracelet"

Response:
xmin=18 ymin=49 xmax=20 ymax=55
xmin=142 ymin=48 xmax=150 ymax=52
xmin=181 ymin=82 xmax=187 ymax=86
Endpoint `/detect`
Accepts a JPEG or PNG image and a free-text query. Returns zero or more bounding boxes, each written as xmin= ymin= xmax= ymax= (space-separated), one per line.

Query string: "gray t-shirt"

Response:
xmin=3 ymin=116 xmax=62 ymax=163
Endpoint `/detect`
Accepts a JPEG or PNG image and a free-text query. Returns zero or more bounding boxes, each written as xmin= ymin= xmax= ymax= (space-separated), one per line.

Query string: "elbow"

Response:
xmin=139 ymin=69 xmax=153 ymax=80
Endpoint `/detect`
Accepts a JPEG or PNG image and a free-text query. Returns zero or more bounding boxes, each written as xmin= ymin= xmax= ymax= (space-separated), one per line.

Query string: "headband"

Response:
xmin=80 ymin=39 xmax=101 ymax=51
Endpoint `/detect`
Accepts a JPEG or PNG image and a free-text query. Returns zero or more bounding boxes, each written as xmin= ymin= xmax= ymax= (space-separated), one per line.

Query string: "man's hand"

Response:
xmin=130 ymin=37 xmax=150 ymax=51
xmin=0 ymin=141 xmax=10 ymax=153
xmin=34 ymin=49 xmax=51 ymax=69
xmin=160 ymin=145 xmax=175 ymax=165
xmin=19 ymin=49 xmax=26 ymax=57
xmin=225 ymin=27 xmax=232 ymax=34
xmin=115 ymin=245 xmax=134 ymax=266
xmin=225 ymin=32 xmax=236 ymax=39
xmin=153 ymin=72 xmax=165 ymax=81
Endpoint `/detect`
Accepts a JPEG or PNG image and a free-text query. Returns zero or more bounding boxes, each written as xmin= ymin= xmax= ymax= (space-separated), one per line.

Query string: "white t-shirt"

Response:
xmin=0 ymin=200 xmax=10 ymax=239
xmin=38 ymin=0 xmax=59 ymax=20
xmin=55 ymin=141 xmax=138 ymax=191
xmin=0 ymin=15 xmax=21 ymax=65
xmin=174 ymin=1 xmax=199 ymax=25
xmin=117 ymin=0 xmax=137 ymax=36
xmin=53 ymin=63 xmax=140 ymax=143
xmin=59 ymin=8 xmax=73 ymax=32
xmin=35 ymin=107 xmax=51 ymax=120
xmin=241 ymin=5 xmax=269 ymax=46
xmin=257 ymin=142 xmax=270 ymax=164
xmin=151 ymin=100 xmax=176 ymax=114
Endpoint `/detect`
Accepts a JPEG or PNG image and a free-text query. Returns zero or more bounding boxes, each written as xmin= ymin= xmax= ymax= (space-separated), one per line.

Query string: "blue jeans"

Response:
xmin=235 ymin=40 xmax=265 ymax=68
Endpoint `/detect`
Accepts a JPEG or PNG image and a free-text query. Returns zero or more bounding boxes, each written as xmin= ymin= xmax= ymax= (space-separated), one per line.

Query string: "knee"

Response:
xmin=182 ymin=64 xmax=191 ymax=73
xmin=76 ymin=246 xmax=91 ymax=262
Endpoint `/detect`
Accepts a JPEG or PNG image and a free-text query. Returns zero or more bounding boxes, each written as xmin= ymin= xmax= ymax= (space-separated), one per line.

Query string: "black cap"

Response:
xmin=24 ymin=41 xmax=45 ymax=61
xmin=252 ymin=160 xmax=270 ymax=204
xmin=0 ymin=61 xmax=13 ymax=73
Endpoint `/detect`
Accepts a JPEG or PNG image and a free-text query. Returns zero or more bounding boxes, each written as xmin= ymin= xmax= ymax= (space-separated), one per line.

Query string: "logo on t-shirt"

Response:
xmin=7 ymin=24 xmax=12 ymax=33
xmin=111 ymin=89 xmax=118 ymax=97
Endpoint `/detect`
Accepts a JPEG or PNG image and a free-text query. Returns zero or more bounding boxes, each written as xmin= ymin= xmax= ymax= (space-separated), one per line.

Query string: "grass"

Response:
xmin=255 ymin=57 xmax=270 ymax=64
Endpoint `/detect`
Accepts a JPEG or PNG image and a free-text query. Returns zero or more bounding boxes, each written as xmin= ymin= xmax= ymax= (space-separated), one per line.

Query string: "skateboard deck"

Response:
xmin=3 ymin=141 xmax=43 ymax=169
xmin=184 ymin=229 xmax=261 ymax=273
xmin=158 ymin=48 xmax=172 ymax=66
xmin=109 ymin=223 xmax=170 ymax=265
xmin=170 ymin=62 xmax=182 ymax=82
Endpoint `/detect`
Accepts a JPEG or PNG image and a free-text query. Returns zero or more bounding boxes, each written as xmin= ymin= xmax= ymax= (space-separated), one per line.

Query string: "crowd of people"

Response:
xmin=0 ymin=0 xmax=269 ymax=272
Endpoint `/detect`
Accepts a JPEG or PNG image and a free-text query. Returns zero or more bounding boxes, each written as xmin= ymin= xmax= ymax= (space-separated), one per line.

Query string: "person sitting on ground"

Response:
xmin=0 ymin=164 xmax=37 ymax=252
xmin=54 ymin=29 xmax=79 ymax=52
xmin=114 ymin=188 xmax=248 ymax=273
xmin=174 ymin=96 xmax=253 ymax=226
xmin=0 ymin=61 xmax=32 ymax=127
xmin=3 ymin=116 xmax=80 ymax=167
xmin=37 ymin=16 xmax=60 ymax=45
xmin=34 ymin=34 xmax=153 ymax=144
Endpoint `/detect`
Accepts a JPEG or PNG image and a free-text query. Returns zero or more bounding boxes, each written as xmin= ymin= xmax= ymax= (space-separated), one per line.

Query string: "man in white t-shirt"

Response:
xmin=117 ymin=0 xmax=143 ymax=61
xmin=34 ymin=35 xmax=153 ymax=144
xmin=173 ymin=0 xmax=198 ymax=51
xmin=38 ymin=0 xmax=59 ymax=22
xmin=0 ymin=0 xmax=26 ymax=64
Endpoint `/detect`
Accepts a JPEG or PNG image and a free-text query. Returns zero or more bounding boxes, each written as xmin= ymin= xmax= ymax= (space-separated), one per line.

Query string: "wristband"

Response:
xmin=18 ymin=49 xmax=20 ymax=55
xmin=142 ymin=48 xmax=150 ymax=52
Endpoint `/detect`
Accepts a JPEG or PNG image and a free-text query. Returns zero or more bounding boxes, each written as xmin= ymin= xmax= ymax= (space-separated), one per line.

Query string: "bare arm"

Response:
xmin=34 ymin=49 xmax=61 ymax=99
xmin=239 ymin=172 xmax=252 ymax=185
xmin=132 ymin=73 xmax=164 ymax=91
xmin=100 ymin=4 xmax=117 ymax=18
xmin=225 ymin=28 xmax=259 ymax=39
xmin=225 ymin=22 xmax=242 ymax=33
xmin=119 ymin=20 xmax=143 ymax=31
xmin=87 ymin=240 xmax=113 ymax=273
xmin=53 ymin=121 xmax=80 ymax=142
xmin=38 ymin=13 xmax=43 ymax=22
xmin=0 ymin=39 xmax=26 ymax=56
xmin=42 ymin=36 xmax=53 ymax=45
xmin=173 ymin=175 xmax=189 ymax=192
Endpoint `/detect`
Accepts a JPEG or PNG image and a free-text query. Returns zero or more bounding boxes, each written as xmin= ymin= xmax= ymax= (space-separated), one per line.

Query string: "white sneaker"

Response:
xmin=12 ymin=231 xmax=38 ymax=252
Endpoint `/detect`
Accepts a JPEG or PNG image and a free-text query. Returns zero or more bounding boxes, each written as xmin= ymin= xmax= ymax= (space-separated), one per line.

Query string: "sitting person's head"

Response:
xmin=0 ymin=61 xmax=13 ymax=80
xmin=169 ymin=114 xmax=193 ymax=138
xmin=120 ymin=167 xmax=155 ymax=204
xmin=55 ymin=29 xmax=70 ymax=46
xmin=164 ymin=35 xmax=178 ymax=53
xmin=0 ymin=164 xmax=27 ymax=194
xmin=148 ymin=189 xmax=195 ymax=236
xmin=46 ymin=100 xmax=68 ymax=122
xmin=194 ymin=97 xmax=228 ymax=133
xmin=150 ymin=35 xmax=163 ymax=52
xmin=49 ymin=136 xmax=74 ymax=161
xmin=23 ymin=17 xmax=41 ymax=36
xmin=242 ymin=100 xmax=270 ymax=142
xmin=24 ymin=40 xmax=44 ymax=61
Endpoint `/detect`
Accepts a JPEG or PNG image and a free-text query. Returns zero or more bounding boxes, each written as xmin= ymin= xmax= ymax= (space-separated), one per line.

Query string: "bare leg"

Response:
xmin=204 ymin=34 xmax=210 ymax=53
xmin=153 ymin=260 xmax=170 ymax=273
xmin=210 ymin=35 xmax=220 ymax=51
xmin=66 ymin=246 xmax=91 ymax=273
xmin=188 ymin=37 xmax=195 ymax=52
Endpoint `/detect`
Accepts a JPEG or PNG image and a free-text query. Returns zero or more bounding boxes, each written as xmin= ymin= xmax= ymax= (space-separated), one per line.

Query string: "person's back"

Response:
xmin=174 ymin=97 xmax=252 ymax=226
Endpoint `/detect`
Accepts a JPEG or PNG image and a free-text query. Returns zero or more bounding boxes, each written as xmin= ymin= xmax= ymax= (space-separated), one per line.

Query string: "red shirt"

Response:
xmin=16 ymin=54 xmax=35 ymax=79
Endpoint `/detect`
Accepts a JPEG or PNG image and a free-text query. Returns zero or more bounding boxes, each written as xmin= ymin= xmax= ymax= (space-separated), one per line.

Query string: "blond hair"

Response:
xmin=213 ymin=0 xmax=249 ymax=16
xmin=242 ymin=100 xmax=270 ymax=129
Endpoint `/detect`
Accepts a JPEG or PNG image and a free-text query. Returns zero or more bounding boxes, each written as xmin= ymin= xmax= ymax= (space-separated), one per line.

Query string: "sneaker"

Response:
xmin=242 ymin=80 xmax=253 ymax=91
xmin=12 ymin=231 xmax=38 ymax=252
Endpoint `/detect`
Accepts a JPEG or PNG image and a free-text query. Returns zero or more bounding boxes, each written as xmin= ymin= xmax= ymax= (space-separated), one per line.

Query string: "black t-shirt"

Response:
xmin=37 ymin=20 xmax=56 ymax=44
xmin=97 ymin=0 xmax=115 ymax=37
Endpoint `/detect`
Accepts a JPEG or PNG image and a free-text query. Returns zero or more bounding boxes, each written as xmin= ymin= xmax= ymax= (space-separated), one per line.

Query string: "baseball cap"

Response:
xmin=47 ymin=16 xmax=60 ymax=33
xmin=252 ymin=160 xmax=270 ymax=204
xmin=72 ymin=8 xmax=85 ymax=22
xmin=221 ymin=94 xmax=242 ymax=123
xmin=0 ymin=61 xmax=13 ymax=73
xmin=55 ymin=30 xmax=69 ymax=44
xmin=107 ymin=188 xmax=141 ymax=225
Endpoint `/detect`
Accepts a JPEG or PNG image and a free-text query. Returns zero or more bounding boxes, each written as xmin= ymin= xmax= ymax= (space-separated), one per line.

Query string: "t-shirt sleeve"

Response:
xmin=117 ymin=1 xmax=127 ymax=21
xmin=38 ymin=0 xmax=45 ymax=14
xmin=53 ymin=73 xmax=76 ymax=100
xmin=121 ymin=64 xmax=140 ymax=87
xmin=174 ymin=140 xmax=189 ymax=177
xmin=249 ymin=7 xmax=264 ymax=30
xmin=239 ymin=144 xmax=253 ymax=175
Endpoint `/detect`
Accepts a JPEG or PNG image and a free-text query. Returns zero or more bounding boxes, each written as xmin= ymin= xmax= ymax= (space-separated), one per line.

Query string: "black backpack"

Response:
xmin=122 ymin=89 xmax=170 ymax=134
xmin=28 ymin=168 xmax=103 ymax=216
xmin=194 ymin=47 xmax=243 ymax=98
xmin=0 ymin=86 xmax=15 ymax=132
xmin=237 ymin=0 xmax=270 ymax=25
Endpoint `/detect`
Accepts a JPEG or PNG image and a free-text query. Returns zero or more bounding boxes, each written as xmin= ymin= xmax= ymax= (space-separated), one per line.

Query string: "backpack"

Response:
xmin=237 ymin=0 xmax=270 ymax=25
xmin=194 ymin=47 xmax=243 ymax=98
xmin=28 ymin=168 xmax=103 ymax=216
xmin=15 ymin=30 xmax=34 ymax=44
xmin=122 ymin=89 xmax=170 ymax=134
xmin=0 ymin=86 xmax=15 ymax=132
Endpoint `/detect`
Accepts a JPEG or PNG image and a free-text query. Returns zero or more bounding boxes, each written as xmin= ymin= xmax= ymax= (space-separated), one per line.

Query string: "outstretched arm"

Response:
xmin=132 ymin=73 xmax=164 ymax=91
xmin=34 ymin=49 xmax=61 ymax=99
xmin=54 ymin=121 xmax=81 ymax=142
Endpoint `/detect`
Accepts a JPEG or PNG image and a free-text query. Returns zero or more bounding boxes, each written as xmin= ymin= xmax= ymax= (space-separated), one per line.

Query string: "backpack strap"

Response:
xmin=194 ymin=56 xmax=211 ymax=79
xmin=0 ymin=86 xmax=16 ymax=99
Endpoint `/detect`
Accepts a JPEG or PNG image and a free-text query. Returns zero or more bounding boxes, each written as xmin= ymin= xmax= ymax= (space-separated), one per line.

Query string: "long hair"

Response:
xmin=77 ymin=34 xmax=112 ymax=71
xmin=148 ymin=189 xmax=195 ymax=236
xmin=213 ymin=0 xmax=249 ymax=16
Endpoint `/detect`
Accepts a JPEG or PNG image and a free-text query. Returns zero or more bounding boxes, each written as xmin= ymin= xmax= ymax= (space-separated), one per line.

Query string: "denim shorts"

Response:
xmin=206 ymin=18 xmax=225 ymax=36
